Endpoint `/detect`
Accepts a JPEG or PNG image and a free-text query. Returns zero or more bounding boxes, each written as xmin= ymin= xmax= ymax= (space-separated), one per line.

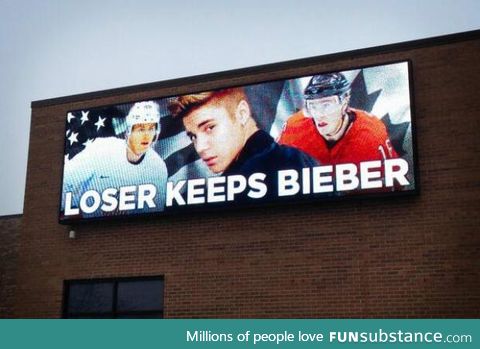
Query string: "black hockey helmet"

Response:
xmin=304 ymin=72 xmax=350 ymax=100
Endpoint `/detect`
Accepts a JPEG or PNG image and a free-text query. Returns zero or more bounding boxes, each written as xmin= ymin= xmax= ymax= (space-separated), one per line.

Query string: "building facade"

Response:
xmin=11 ymin=31 xmax=480 ymax=318
xmin=0 ymin=215 xmax=21 ymax=318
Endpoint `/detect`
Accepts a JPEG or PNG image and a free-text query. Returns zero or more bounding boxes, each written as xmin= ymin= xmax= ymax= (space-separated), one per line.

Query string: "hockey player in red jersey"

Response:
xmin=278 ymin=72 xmax=398 ymax=167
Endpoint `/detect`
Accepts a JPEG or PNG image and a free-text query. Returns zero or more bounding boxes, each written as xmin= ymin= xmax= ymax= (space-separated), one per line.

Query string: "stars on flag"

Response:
xmin=95 ymin=116 xmax=106 ymax=131
xmin=83 ymin=138 xmax=94 ymax=147
xmin=67 ymin=112 xmax=75 ymax=123
xmin=68 ymin=131 xmax=79 ymax=145
xmin=80 ymin=111 xmax=90 ymax=125
xmin=64 ymin=108 xmax=116 ymax=160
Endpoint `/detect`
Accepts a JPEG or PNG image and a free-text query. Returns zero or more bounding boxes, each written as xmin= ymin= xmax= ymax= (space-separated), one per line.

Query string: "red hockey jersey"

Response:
xmin=278 ymin=108 xmax=398 ymax=166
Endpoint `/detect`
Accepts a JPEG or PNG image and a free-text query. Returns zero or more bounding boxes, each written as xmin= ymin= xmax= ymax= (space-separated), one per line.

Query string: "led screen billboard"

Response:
xmin=60 ymin=60 xmax=416 ymax=223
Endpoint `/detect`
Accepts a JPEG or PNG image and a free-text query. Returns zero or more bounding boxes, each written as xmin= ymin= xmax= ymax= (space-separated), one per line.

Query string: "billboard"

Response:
xmin=60 ymin=60 xmax=417 ymax=223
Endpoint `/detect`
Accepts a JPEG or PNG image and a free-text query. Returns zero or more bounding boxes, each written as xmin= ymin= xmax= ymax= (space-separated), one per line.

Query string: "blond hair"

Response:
xmin=169 ymin=88 xmax=248 ymax=119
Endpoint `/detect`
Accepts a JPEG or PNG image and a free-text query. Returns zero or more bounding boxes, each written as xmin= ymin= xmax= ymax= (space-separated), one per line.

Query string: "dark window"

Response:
xmin=63 ymin=276 xmax=164 ymax=318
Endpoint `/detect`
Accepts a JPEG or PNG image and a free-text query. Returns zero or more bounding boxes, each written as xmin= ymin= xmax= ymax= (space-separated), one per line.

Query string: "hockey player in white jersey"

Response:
xmin=62 ymin=101 xmax=168 ymax=219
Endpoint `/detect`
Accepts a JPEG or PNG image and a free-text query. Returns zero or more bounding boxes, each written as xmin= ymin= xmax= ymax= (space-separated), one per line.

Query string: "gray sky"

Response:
xmin=0 ymin=0 xmax=479 ymax=216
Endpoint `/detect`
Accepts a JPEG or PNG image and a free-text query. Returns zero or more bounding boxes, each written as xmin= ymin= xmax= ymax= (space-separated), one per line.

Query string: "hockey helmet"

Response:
xmin=304 ymin=72 xmax=350 ymax=101
xmin=126 ymin=101 xmax=161 ymax=141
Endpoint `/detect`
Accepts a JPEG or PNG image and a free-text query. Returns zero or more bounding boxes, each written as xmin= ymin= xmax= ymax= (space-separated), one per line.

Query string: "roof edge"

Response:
xmin=0 ymin=213 xmax=23 ymax=220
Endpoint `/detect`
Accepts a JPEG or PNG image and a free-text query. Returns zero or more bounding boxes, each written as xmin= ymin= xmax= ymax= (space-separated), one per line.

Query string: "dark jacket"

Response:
xmin=223 ymin=130 xmax=318 ymax=202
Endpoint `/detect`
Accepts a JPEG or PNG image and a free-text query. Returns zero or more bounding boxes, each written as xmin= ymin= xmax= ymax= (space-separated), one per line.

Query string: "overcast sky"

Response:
xmin=0 ymin=0 xmax=479 ymax=216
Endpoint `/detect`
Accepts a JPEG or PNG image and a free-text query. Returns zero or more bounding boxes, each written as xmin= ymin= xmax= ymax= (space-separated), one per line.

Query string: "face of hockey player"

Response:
xmin=127 ymin=123 xmax=157 ymax=156
xmin=306 ymin=96 xmax=346 ymax=138
xmin=183 ymin=100 xmax=246 ymax=174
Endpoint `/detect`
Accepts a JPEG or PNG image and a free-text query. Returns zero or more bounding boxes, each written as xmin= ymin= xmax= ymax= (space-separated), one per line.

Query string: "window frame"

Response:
xmin=62 ymin=275 xmax=164 ymax=319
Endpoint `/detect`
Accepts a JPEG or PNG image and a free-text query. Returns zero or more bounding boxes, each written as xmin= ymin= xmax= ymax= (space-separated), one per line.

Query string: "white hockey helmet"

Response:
xmin=126 ymin=101 xmax=161 ymax=141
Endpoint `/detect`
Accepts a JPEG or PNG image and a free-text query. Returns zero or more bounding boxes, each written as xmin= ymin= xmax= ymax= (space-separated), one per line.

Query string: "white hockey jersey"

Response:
xmin=62 ymin=137 xmax=168 ymax=218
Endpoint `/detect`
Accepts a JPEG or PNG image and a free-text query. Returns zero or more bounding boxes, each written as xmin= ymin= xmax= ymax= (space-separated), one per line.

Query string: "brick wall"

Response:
xmin=0 ymin=215 xmax=21 ymax=318
xmin=15 ymin=34 xmax=480 ymax=318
